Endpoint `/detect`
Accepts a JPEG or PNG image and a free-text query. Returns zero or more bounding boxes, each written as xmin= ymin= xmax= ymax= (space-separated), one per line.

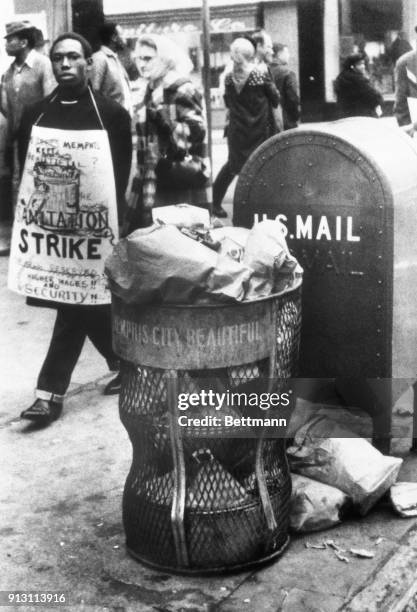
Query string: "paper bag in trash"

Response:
xmin=243 ymin=220 xmax=302 ymax=299
xmin=105 ymin=224 xmax=251 ymax=304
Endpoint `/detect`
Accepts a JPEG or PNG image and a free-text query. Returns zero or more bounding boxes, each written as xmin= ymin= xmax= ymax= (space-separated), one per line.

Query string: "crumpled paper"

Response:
xmin=243 ymin=220 xmax=303 ymax=299
xmin=106 ymin=221 xmax=302 ymax=305
xmin=390 ymin=482 xmax=417 ymax=517
xmin=290 ymin=473 xmax=349 ymax=532
xmin=105 ymin=224 xmax=251 ymax=304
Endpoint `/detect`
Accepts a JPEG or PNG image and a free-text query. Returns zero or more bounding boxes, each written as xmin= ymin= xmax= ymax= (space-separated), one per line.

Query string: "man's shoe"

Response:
xmin=20 ymin=399 xmax=62 ymax=425
xmin=104 ymin=373 xmax=121 ymax=395
xmin=212 ymin=206 xmax=228 ymax=218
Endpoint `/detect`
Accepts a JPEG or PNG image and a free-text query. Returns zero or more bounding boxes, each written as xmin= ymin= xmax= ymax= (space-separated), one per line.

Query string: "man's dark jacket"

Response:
xmin=269 ymin=62 xmax=300 ymax=129
xmin=394 ymin=50 xmax=417 ymax=126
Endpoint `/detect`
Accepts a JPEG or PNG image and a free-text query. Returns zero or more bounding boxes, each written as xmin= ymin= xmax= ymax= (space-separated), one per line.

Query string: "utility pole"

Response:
xmin=201 ymin=0 xmax=213 ymax=184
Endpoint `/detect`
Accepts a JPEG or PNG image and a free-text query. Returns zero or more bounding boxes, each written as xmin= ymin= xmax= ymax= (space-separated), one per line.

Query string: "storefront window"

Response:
xmin=123 ymin=16 xmax=257 ymax=109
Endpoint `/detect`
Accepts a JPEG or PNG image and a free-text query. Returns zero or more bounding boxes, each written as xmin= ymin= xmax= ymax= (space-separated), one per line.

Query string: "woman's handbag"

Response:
xmin=155 ymin=153 xmax=209 ymax=189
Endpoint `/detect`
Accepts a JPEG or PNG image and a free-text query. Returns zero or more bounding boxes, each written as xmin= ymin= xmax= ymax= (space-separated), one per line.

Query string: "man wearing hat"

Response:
xmin=1 ymin=20 xmax=56 ymax=217
xmin=394 ymin=26 xmax=417 ymax=134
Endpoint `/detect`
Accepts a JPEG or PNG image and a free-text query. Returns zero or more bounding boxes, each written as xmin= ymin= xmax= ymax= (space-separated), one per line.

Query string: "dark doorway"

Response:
xmin=298 ymin=0 xmax=325 ymax=120
xmin=72 ymin=0 xmax=104 ymax=51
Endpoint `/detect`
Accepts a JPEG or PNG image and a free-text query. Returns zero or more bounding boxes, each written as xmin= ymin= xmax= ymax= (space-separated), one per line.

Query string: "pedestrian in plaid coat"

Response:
xmin=394 ymin=28 xmax=417 ymax=136
xmin=124 ymin=34 xmax=211 ymax=232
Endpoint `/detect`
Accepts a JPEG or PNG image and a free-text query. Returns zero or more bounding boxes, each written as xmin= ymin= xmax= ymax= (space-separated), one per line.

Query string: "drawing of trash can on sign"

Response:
xmin=32 ymin=148 xmax=80 ymax=230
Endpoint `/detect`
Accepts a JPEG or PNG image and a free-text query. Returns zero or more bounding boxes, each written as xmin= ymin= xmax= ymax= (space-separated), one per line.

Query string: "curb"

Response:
xmin=343 ymin=524 xmax=417 ymax=611
xmin=66 ymin=372 xmax=115 ymax=399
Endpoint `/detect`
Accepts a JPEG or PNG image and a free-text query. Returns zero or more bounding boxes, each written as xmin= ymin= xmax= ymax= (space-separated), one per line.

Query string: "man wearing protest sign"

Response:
xmin=9 ymin=32 xmax=132 ymax=425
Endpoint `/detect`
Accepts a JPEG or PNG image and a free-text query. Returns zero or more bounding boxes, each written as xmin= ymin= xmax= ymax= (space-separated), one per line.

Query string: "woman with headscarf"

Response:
xmin=334 ymin=52 xmax=383 ymax=118
xmin=124 ymin=34 xmax=211 ymax=231
xmin=212 ymin=37 xmax=280 ymax=218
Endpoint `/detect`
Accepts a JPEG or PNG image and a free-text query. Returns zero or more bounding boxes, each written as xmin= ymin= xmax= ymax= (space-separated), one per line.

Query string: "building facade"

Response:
xmin=104 ymin=0 xmax=417 ymax=121
xmin=2 ymin=0 xmax=417 ymax=120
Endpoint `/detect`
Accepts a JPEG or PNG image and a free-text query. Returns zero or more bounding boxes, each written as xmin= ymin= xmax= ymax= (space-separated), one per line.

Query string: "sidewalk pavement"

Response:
xmin=1 ymin=256 xmax=417 ymax=611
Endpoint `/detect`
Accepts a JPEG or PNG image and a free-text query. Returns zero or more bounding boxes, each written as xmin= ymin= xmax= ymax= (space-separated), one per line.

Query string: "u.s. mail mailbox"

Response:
xmin=233 ymin=117 xmax=417 ymax=451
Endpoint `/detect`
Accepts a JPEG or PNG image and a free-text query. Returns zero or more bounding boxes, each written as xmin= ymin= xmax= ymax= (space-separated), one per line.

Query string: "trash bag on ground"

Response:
xmin=286 ymin=416 xmax=402 ymax=515
xmin=287 ymin=397 xmax=373 ymax=440
xmin=290 ymin=473 xmax=349 ymax=532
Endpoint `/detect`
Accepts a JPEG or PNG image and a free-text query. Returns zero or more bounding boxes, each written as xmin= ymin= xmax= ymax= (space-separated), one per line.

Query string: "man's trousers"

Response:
xmin=36 ymin=304 xmax=119 ymax=402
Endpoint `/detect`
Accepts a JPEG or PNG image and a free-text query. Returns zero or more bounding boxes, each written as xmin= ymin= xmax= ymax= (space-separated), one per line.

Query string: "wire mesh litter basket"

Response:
xmin=113 ymin=285 xmax=302 ymax=574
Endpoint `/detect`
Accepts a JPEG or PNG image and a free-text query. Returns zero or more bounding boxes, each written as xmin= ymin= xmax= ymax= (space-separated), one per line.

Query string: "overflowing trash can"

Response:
xmin=112 ymin=286 xmax=301 ymax=573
